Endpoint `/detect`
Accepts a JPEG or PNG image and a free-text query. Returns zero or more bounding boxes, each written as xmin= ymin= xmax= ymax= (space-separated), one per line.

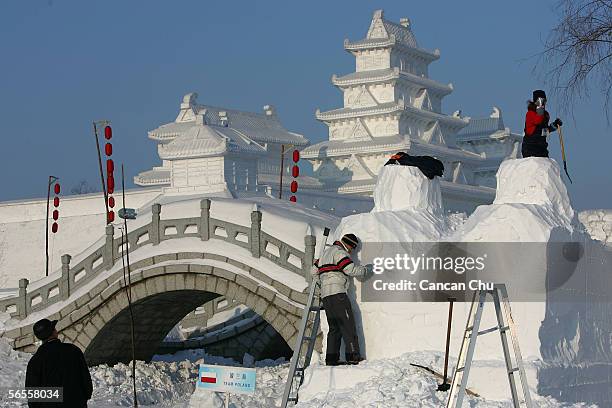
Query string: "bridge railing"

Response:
xmin=0 ymin=199 xmax=317 ymax=321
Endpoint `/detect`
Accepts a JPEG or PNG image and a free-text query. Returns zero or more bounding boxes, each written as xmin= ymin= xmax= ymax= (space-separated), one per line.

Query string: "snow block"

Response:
xmin=332 ymin=164 xmax=448 ymax=361
xmin=372 ymin=165 xmax=443 ymax=213
xmin=457 ymin=158 xmax=575 ymax=241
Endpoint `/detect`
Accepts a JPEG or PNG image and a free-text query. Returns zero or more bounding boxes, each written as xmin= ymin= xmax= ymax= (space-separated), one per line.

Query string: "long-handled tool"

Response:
xmin=438 ymin=297 xmax=456 ymax=391
xmin=556 ymin=125 xmax=573 ymax=183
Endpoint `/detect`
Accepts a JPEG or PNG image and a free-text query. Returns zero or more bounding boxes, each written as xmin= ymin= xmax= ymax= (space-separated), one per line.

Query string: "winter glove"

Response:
xmin=310 ymin=265 xmax=320 ymax=276
xmin=364 ymin=264 xmax=374 ymax=277
xmin=552 ymin=118 xmax=563 ymax=128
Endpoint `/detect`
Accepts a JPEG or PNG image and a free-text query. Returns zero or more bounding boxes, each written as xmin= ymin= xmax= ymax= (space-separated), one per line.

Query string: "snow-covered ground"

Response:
xmin=0 ymin=332 xmax=594 ymax=407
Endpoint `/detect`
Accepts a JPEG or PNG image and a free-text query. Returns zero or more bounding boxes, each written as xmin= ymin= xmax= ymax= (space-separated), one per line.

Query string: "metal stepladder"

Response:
xmin=280 ymin=227 xmax=331 ymax=408
xmin=447 ymin=284 xmax=533 ymax=408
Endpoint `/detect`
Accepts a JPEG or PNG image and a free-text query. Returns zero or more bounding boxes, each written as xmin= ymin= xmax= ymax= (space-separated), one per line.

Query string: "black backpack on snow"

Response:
xmin=384 ymin=152 xmax=444 ymax=179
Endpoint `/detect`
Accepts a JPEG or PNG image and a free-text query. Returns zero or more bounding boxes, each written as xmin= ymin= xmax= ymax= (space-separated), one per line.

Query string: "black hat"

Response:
xmin=341 ymin=233 xmax=359 ymax=249
xmin=33 ymin=319 xmax=57 ymax=341
xmin=533 ymin=89 xmax=547 ymax=101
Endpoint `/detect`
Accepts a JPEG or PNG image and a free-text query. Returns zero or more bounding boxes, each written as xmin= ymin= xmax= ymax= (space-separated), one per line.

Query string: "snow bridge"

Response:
xmin=0 ymin=198 xmax=333 ymax=365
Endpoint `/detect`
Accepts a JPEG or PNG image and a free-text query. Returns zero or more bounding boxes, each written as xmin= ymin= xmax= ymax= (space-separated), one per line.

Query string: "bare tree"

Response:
xmin=70 ymin=180 xmax=98 ymax=195
xmin=536 ymin=0 xmax=612 ymax=117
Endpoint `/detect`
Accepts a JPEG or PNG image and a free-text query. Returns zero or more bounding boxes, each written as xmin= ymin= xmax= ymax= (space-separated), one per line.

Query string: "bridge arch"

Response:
xmin=6 ymin=253 xmax=311 ymax=365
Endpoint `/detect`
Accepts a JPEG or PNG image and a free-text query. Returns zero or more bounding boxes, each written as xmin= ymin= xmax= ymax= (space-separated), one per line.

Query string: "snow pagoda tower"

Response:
xmin=302 ymin=10 xmax=514 ymax=213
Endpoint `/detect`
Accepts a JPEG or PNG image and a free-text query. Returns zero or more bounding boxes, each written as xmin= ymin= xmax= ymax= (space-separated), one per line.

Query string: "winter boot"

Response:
xmin=345 ymin=353 xmax=364 ymax=365
xmin=325 ymin=354 xmax=340 ymax=366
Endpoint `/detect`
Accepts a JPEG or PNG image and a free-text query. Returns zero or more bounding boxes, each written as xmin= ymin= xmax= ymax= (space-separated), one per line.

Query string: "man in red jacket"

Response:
xmin=522 ymin=89 xmax=563 ymax=158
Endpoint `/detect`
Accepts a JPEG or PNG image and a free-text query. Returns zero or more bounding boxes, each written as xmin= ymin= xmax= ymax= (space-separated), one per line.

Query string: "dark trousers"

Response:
xmin=522 ymin=136 xmax=549 ymax=158
xmin=321 ymin=293 xmax=361 ymax=363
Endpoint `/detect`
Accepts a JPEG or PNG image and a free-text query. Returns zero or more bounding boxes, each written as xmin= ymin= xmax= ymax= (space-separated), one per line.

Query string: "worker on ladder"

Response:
xmin=312 ymin=233 xmax=372 ymax=366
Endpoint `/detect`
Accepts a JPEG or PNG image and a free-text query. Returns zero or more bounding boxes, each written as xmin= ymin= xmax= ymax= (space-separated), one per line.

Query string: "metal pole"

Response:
xmin=224 ymin=393 xmax=230 ymax=408
xmin=93 ymin=122 xmax=110 ymax=223
xmin=279 ymin=144 xmax=285 ymax=199
xmin=438 ymin=297 xmax=456 ymax=391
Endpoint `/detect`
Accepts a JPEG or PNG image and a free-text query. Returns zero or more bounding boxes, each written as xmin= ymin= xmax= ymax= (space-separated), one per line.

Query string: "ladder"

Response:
xmin=280 ymin=227 xmax=331 ymax=408
xmin=447 ymin=284 xmax=533 ymax=408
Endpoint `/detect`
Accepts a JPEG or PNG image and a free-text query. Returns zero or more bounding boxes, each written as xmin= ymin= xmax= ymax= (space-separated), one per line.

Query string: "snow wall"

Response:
xmin=329 ymin=158 xmax=612 ymax=405
xmin=0 ymin=188 xmax=163 ymax=288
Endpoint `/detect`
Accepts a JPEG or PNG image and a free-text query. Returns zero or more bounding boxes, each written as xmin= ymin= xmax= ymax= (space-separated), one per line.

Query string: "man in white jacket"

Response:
xmin=312 ymin=233 xmax=371 ymax=365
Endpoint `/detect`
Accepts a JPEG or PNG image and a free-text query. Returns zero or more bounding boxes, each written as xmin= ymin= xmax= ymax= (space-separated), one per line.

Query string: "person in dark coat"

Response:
xmin=522 ymin=89 xmax=563 ymax=158
xmin=25 ymin=319 xmax=93 ymax=407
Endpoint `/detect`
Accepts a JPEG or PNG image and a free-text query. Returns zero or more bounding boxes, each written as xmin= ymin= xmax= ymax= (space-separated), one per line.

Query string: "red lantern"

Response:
xmin=104 ymin=126 xmax=112 ymax=140
xmin=290 ymin=180 xmax=298 ymax=193
xmin=292 ymin=150 xmax=300 ymax=163
xmin=53 ymin=197 xmax=60 ymax=207
xmin=105 ymin=142 xmax=113 ymax=156
xmin=54 ymin=183 xmax=60 ymax=194
xmin=52 ymin=210 xmax=59 ymax=220
xmin=292 ymin=165 xmax=299 ymax=178
xmin=108 ymin=196 xmax=115 ymax=208
xmin=107 ymin=159 xmax=114 ymax=174
xmin=107 ymin=210 xmax=115 ymax=223
xmin=51 ymin=222 xmax=58 ymax=233
xmin=107 ymin=175 xmax=115 ymax=194
xmin=289 ymin=195 xmax=297 ymax=202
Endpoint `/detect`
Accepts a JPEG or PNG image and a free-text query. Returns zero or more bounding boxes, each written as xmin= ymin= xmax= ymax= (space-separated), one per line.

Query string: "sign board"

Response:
xmin=197 ymin=364 xmax=256 ymax=395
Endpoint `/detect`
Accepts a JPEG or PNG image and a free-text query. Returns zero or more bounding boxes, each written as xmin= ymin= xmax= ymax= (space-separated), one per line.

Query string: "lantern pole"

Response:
xmin=278 ymin=144 xmax=285 ymax=199
xmin=93 ymin=121 xmax=110 ymax=224
xmin=45 ymin=176 xmax=58 ymax=277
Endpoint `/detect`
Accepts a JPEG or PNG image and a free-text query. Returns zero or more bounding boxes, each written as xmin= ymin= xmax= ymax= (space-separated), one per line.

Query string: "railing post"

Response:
xmin=60 ymin=254 xmax=71 ymax=300
xmin=250 ymin=209 xmax=262 ymax=258
xmin=151 ymin=203 xmax=161 ymax=245
xmin=200 ymin=199 xmax=211 ymax=241
xmin=303 ymin=234 xmax=316 ymax=281
xmin=18 ymin=278 xmax=29 ymax=319
xmin=104 ymin=224 xmax=114 ymax=268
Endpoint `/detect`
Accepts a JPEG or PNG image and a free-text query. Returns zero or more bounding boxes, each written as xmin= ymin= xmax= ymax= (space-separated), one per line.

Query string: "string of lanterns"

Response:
xmin=289 ymin=149 xmax=299 ymax=203
xmin=51 ymin=181 xmax=60 ymax=233
xmin=104 ymin=125 xmax=115 ymax=223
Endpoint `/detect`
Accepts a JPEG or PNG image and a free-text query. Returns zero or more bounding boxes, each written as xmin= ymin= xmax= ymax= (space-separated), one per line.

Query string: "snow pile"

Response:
xmin=336 ymin=164 xmax=447 ymax=243
xmin=372 ymin=165 xmax=443 ymax=213
xmin=189 ymin=351 xmax=593 ymax=408
xmin=333 ymin=164 xmax=449 ymax=361
xmin=0 ymin=333 xmax=595 ymax=407
xmin=90 ymin=360 xmax=197 ymax=406
xmin=0 ymin=337 xmax=30 ymax=406
xmin=455 ymin=158 xmax=576 ymax=241
xmin=579 ymin=209 xmax=612 ymax=245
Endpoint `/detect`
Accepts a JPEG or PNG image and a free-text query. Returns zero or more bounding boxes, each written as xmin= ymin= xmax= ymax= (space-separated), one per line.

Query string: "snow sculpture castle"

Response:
xmin=134 ymin=92 xmax=309 ymax=195
xmin=301 ymin=10 xmax=521 ymax=213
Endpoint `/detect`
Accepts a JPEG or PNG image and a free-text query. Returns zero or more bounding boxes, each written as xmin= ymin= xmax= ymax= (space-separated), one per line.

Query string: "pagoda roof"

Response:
xmin=315 ymin=100 xmax=468 ymax=130
xmin=316 ymin=101 xmax=405 ymax=121
xmin=302 ymin=134 xmax=492 ymax=166
xmin=456 ymin=107 xmax=522 ymax=141
xmin=301 ymin=135 xmax=410 ymax=158
xmin=149 ymin=93 xmax=308 ymax=146
xmin=158 ymin=122 xmax=266 ymax=160
xmin=196 ymin=105 xmax=308 ymax=146
xmin=343 ymin=10 xmax=439 ymax=61
xmin=332 ymin=67 xmax=452 ymax=95
xmin=134 ymin=168 xmax=170 ymax=186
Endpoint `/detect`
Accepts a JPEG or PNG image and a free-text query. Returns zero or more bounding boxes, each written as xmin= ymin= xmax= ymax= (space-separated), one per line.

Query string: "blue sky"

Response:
xmin=0 ymin=0 xmax=609 ymax=209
